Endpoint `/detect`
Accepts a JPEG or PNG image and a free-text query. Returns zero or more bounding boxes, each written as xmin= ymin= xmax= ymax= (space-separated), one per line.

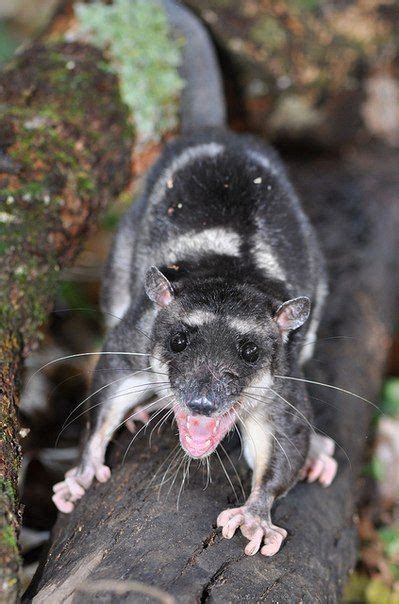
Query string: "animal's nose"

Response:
xmin=187 ymin=396 xmax=216 ymax=416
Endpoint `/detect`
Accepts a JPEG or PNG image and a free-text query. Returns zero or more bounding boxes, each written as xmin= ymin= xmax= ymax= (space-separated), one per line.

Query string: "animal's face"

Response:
xmin=155 ymin=314 xmax=278 ymax=458
xmin=146 ymin=267 xmax=310 ymax=458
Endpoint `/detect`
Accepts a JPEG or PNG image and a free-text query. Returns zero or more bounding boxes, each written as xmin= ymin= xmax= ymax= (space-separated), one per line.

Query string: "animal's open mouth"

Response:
xmin=174 ymin=404 xmax=238 ymax=458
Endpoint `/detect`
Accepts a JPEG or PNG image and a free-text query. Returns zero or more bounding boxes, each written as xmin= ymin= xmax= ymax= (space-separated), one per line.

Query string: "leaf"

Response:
xmin=381 ymin=379 xmax=399 ymax=418
xmin=365 ymin=578 xmax=397 ymax=604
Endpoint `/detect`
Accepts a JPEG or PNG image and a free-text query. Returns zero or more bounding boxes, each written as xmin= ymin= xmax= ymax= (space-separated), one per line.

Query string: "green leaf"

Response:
xmin=365 ymin=579 xmax=399 ymax=604
xmin=363 ymin=456 xmax=385 ymax=482
xmin=378 ymin=525 xmax=399 ymax=559
xmin=343 ymin=572 xmax=369 ymax=603
xmin=381 ymin=379 xmax=399 ymax=417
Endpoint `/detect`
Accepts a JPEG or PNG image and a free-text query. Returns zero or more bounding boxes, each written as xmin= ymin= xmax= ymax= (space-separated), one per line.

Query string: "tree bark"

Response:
xmin=0 ymin=42 xmax=132 ymax=602
xmin=26 ymin=143 xmax=399 ymax=603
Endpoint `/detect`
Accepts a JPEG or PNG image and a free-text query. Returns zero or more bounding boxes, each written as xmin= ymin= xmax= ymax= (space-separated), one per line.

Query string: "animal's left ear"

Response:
xmin=145 ymin=266 xmax=174 ymax=307
xmin=274 ymin=296 xmax=311 ymax=337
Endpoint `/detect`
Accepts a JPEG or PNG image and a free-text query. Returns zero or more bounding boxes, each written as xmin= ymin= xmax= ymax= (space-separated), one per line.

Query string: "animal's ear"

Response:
xmin=145 ymin=266 xmax=174 ymax=307
xmin=274 ymin=296 xmax=311 ymax=337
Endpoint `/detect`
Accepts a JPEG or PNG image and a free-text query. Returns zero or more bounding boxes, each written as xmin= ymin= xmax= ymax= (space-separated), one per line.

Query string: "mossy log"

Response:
xmin=26 ymin=143 xmax=399 ymax=603
xmin=184 ymin=0 xmax=399 ymax=146
xmin=0 ymin=42 xmax=132 ymax=602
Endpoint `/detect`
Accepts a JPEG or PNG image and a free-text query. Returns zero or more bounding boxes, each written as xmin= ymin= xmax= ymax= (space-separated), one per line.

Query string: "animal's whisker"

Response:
xmin=166 ymin=454 xmax=187 ymax=498
xmin=235 ymin=411 xmax=258 ymax=466
xmin=245 ymin=389 xmax=352 ymax=469
xmin=232 ymin=419 xmax=244 ymax=460
xmin=274 ymin=374 xmax=380 ymax=413
xmin=242 ymin=393 xmax=303 ymax=458
xmin=29 ymin=351 xmax=162 ymax=382
xmin=236 ymin=409 xmax=292 ymax=470
xmin=215 ymin=449 xmax=238 ymax=502
xmin=109 ymin=391 xmax=172 ymax=439
xmin=156 ymin=447 xmax=182 ymax=493
xmin=177 ymin=457 xmax=191 ymax=510
xmin=219 ymin=442 xmax=246 ymax=501
xmin=122 ymin=396 xmax=173 ymax=463
xmin=56 ymin=382 xmax=169 ymax=446
xmin=149 ymin=407 xmax=175 ymax=447
xmin=46 ymin=367 xmax=164 ymax=401
xmin=248 ymin=387 xmax=341 ymax=415
xmin=145 ymin=444 xmax=180 ymax=494
xmin=205 ymin=456 xmax=212 ymax=490
xmin=60 ymin=367 xmax=152 ymax=432
xmin=268 ymin=387 xmax=315 ymax=435
xmin=294 ymin=335 xmax=355 ymax=349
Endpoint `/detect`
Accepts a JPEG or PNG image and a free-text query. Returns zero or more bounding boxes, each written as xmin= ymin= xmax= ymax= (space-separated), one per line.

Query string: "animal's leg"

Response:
xmin=300 ymin=433 xmax=337 ymax=486
xmin=51 ymin=313 xmax=169 ymax=514
xmin=218 ymin=390 xmax=309 ymax=556
xmin=52 ymin=368 xmax=162 ymax=513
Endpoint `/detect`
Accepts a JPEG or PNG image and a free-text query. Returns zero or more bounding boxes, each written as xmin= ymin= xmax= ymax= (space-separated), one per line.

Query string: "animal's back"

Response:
xmin=115 ymin=129 xmax=326 ymax=350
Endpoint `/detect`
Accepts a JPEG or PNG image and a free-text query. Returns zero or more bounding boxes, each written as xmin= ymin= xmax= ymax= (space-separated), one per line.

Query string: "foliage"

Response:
xmin=381 ymin=379 xmax=399 ymax=418
xmin=75 ymin=0 xmax=184 ymax=143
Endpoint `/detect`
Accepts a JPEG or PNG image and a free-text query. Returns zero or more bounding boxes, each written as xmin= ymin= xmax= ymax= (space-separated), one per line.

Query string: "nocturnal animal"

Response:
xmin=53 ymin=0 xmax=337 ymax=556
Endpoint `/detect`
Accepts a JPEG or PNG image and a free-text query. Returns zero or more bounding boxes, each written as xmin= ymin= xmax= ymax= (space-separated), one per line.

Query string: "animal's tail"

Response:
xmin=162 ymin=0 xmax=227 ymax=132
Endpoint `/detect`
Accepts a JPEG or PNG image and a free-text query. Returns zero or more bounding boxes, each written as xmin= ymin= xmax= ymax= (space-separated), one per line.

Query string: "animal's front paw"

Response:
xmin=217 ymin=507 xmax=287 ymax=556
xmin=52 ymin=463 xmax=111 ymax=513
xmin=125 ymin=405 xmax=150 ymax=433
xmin=301 ymin=433 xmax=337 ymax=486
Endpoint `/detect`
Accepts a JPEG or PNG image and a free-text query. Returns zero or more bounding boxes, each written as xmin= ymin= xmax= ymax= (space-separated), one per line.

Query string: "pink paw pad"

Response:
xmin=96 ymin=465 xmax=111 ymax=483
xmin=217 ymin=506 xmax=287 ymax=557
xmin=125 ymin=407 xmax=150 ymax=433
xmin=303 ymin=434 xmax=338 ymax=487
xmin=52 ymin=464 xmax=111 ymax=513
xmin=125 ymin=418 xmax=137 ymax=433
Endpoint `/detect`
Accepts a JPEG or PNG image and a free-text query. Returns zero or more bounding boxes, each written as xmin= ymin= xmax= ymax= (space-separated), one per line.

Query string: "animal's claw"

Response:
xmin=217 ymin=506 xmax=287 ymax=556
xmin=52 ymin=463 xmax=111 ymax=513
xmin=301 ymin=434 xmax=337 ymax=487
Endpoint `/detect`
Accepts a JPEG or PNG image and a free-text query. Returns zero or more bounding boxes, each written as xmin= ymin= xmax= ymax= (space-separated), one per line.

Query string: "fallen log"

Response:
xmin=0 ymin=41 xmax=132 ymax=602
xmin=26 ymin=143 xmax=399 ymax=602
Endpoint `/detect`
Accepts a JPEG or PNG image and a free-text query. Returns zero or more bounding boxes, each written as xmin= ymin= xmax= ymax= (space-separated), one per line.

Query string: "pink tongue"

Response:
xmin=187 ymin=415 xmax=216 ymax=441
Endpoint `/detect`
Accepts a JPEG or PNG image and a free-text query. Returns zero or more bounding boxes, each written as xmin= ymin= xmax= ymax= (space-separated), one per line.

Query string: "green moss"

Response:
xmin=0 ymin=525 xmax=18 ymax=553
xmin=381 ymin=379 xmax=399 ymax=418
xmin=0 ymin=478 xmax=16 ymax=507
xmin=75 ymin=0 xmax=183 ymax=142
xmin=0 ymin=41 xmax=132 ymax=351
xmin=363 ymin=455 xmax=385 ymax=481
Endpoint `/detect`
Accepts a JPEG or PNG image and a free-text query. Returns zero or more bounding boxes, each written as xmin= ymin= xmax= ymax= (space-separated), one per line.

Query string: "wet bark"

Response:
xmin=26 ymin=143 xmax=399 ymax=603
xmin=0 ymin=42 xmax=132 ymax=602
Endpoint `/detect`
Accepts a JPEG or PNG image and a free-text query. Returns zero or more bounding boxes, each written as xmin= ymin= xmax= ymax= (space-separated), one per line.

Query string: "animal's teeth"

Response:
xmin=216 ymin=419 xmax=220 ymax=428
xmin=186 ymin=435 xmax=192 ymax=443
xmin=186 ymin=417 xmax=191 ymax=428
xmin=204 ymin=440 xmax=211 ymax=447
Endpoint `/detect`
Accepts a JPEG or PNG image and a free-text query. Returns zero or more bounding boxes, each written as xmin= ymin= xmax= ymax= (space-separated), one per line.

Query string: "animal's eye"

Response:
xmin=239 ymin=341 xmax=259 ymax=364
xmin=170 ymin=332 xmax=189 ymax=353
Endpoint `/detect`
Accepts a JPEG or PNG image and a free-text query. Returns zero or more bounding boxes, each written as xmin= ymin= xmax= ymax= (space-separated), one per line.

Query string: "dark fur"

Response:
xmin=53 ymin=3 xmax=331 ymax=553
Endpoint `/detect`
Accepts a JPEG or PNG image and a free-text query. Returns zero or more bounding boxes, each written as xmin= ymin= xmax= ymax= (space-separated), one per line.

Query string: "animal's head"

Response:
xmin=145 ymin=266 xmax=310 ymax=458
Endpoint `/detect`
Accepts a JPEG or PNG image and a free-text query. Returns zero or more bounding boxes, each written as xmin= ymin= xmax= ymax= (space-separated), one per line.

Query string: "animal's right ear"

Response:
xmin=145 ymin=266 xmax=174 ymax=307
